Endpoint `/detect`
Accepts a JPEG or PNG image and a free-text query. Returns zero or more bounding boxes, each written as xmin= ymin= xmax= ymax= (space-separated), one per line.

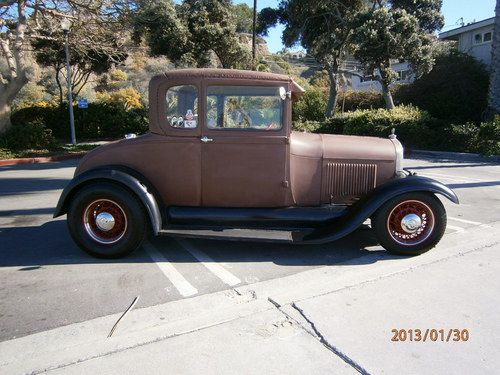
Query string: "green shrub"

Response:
xmin=11 ymin=103 xmax=149 ymax=141
xmin=292 ymin=120 xmax=322 ymax=133
xmin=476 ymin=117 xmax=500 ymax=156
xmin=1 ymin=119 xmax=58 ymax=151
xmin=436 ymin=123 xmax=480 ymax=153
xmin=292 ymin=89 xmax=327 ymax=122
xmin=395 ymin=50 xmax=490 ymax=124
xmin=338 ymin=90 xmax=385 ymax=112
xmin=328 ymin=105 xmax=442 ymax=149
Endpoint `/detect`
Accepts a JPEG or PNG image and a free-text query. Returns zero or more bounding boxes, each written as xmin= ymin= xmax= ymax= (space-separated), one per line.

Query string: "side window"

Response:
xmin=206 ymin=86 xmax=284 ymax=131
xmin=166 ymin=85 xmax=198 ymax=129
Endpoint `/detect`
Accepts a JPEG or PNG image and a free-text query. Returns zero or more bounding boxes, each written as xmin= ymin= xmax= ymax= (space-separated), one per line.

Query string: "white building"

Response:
xmin=439 ymin=17 xmax=495 ymax=68
xmin=348 ymin=61 xmax=414 ymax=92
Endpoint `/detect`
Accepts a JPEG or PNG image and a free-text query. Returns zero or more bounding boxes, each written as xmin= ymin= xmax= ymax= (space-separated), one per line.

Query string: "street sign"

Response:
xmin=77 ymin=98 xmax=88 ymax=108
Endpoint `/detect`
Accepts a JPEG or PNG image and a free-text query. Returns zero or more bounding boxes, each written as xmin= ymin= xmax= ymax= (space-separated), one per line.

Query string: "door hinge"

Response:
xmin=282 ymin=180 xmax=290 ymax=188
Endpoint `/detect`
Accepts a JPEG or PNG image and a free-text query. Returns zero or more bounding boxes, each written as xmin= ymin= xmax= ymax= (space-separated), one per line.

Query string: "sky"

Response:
xmin=234 ymin=0 xmax=498 ymax=53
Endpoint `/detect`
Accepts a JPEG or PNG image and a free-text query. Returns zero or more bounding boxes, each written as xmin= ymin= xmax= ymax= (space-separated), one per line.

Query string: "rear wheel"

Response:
xmin=67 ymin=183 xmax=147 ymax=258
xmin=372 ymin=192 xmax=446 ymax=256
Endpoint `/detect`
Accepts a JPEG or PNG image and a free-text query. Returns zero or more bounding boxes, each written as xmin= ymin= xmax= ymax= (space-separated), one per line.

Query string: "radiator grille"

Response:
xmin=322 ymin=162 xmax=377 ymax=202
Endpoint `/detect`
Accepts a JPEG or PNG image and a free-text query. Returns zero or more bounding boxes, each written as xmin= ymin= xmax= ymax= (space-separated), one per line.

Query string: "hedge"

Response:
xmin=10 ymin=102 xmax=148 ymax=141
xmin=292 ymin=106 xmax=499 ymax=156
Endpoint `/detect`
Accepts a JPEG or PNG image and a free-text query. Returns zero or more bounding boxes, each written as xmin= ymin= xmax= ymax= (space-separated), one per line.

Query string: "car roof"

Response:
xmin=161 ymin=68 xmax=292 ymax=82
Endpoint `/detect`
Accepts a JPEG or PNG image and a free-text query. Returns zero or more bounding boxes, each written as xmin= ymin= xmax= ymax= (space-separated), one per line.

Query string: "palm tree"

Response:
xmin=487 ymin=0 xmax=500 ymax=118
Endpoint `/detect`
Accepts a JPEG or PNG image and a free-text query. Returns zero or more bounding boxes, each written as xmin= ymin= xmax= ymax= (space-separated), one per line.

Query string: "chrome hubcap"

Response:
xmin=95 ymin=212 xmax=115 ymax=232
xmin=387 ymin=200 xmax=435 ymax=246
xmin=83 ymin=199 xmax=128 ymax=244
xmin=401 ymin=214 xmax=422 ymax=234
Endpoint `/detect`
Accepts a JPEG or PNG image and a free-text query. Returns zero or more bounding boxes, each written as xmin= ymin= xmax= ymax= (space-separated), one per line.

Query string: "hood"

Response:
xmin=290 ymin=131 xmax=397 ymax=162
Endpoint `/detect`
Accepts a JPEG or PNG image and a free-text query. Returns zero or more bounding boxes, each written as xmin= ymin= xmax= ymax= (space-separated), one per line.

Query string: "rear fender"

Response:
xmin=299 ymin=175 xmax=458 ymax=244
xmin=53 ymin=166 xmax=163 ymax=234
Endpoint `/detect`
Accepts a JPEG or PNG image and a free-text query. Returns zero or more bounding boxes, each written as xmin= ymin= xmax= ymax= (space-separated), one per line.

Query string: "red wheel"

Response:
xmin=83 ymin=199 xmax=128 ymax=244
xmin=386 ymin=200 xmax=435 ymax=247
xmin=372 ymin=193 xmax=446 ymax=256
xmin=68 ymin=183 xmax=147 ymax=258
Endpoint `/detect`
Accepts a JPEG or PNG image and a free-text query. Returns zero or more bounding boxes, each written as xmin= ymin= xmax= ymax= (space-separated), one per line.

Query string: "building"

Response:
xmin=439 ymin=17 xmax=495 ymax=67
xmin=348 ymin=61 xmax=414 ymax=92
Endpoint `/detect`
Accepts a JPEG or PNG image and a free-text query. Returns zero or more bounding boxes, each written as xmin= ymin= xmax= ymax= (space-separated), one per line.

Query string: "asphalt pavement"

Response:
xmin=0 ymin=154 xmax=499 ymax=374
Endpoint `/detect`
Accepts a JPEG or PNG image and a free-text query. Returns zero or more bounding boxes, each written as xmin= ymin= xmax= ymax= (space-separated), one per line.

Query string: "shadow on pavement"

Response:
xmin=446 ymin=181 xmax=500 ymax=189
xmin=0 ymin=219 xmax=402 ymax=269
xmin=0 ymin=208 xmax=55 ymax=217
xmin=0 ymin=178 xmax=70 ymax=196
xmin=0 ymin=160 xmax=79 ymax=171
xmin=410 ymin=162 xmax=499 ymax=170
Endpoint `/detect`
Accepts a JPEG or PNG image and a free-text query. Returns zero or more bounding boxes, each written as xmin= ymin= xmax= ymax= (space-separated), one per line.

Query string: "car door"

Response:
xmin=152 ymin=79 xmax=202 ymax=206
xmin=200 ymin=80 xmax=291 ymax=207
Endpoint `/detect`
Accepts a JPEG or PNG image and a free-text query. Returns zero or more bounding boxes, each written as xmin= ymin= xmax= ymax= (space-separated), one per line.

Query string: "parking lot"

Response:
xmin=0 ymin=154 xmax=499 ymax=374
xmin=0 ymin=154 xmax=498 ymax=343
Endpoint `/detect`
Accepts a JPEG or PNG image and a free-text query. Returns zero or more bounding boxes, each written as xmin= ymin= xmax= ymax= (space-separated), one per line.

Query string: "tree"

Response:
xmin=0 ymin=0 xmax=120 ymax=133
xmin=354 ymin=0 xmax=444 ymax=110
xmin=396 ymin=48 xmax=490 ymax=124
xmin=134 ymin=0 xmax=251 ymax=69
xmin=233 ymin=3 xmax=253 ymax=33
xmin=132 ymin=0 xmax=189 ymax=63
xmin=32 ymin=19 xmax=127 ymax=104
xmin=487 ymin=0 xmax=500 ymax=118
xmin=258 ymin=0 xmax=366 ymax=118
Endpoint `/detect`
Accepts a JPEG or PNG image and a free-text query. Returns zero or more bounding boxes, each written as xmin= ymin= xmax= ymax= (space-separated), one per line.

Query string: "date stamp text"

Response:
xmin=391 ymin=329 xmax=469 ymax=342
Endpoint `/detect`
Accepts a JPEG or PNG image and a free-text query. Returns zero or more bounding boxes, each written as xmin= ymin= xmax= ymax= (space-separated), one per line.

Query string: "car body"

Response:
xmin=54 ymin=69 xmax=459 ymax=258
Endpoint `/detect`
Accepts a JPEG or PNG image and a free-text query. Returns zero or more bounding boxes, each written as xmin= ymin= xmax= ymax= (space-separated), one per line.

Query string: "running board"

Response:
xmin=158 ymin=228 xmax=307 ymax=243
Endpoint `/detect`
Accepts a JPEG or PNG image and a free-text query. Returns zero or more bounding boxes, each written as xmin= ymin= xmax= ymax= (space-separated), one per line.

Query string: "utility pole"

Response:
xmin=252 ymin=0 xmax=257 ymax=59
xmin=61 ymin=19 xmax=76 ymax=145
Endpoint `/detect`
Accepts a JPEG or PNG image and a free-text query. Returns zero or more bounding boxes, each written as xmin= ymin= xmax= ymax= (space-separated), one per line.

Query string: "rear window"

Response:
xmin=206 ymin=86 xmax=283 ymax=131
xmin=166 ymin=85 xmax=198 ymax=129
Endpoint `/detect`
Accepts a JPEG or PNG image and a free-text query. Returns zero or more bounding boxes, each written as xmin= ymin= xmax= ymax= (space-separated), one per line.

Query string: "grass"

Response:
xmin=0 ymin=143 xmax=100 ymax=160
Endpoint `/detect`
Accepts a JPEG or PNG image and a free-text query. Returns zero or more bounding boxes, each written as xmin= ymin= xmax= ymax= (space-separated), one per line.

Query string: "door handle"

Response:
xmin=200 ymin=136 xmax=214 ymax=143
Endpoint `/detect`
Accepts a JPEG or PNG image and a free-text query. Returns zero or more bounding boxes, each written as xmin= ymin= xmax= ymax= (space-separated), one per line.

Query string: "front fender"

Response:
xmin=53 ymin=167 xmax=163 ymax=234
xmin=299 ymin=175 xmax=458 ymax=244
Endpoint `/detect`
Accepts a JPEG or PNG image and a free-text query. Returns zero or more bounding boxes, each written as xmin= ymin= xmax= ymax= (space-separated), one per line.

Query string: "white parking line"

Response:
xmin=447 ymin=224 xmax=465 ymax=233
xmin=449 ymin=217 xmax=483 ymax=226
xmin=421 ymin=172 xmax=489 ymax=183
xmin=176 ymin=239 xmax=241 ymax=287
xmin=143 ymin=242 xmax=198 ymax=297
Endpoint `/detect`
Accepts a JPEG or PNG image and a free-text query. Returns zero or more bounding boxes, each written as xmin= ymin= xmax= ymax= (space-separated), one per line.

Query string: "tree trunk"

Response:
xmin=0 ymin=98 xmax=12 ymax=134
xmin=55 ymin=67 xmax=64 ymax=105
xmin=325 ymin=68 xmax=339 ymax=118
xmin=0 ymin=77 xmax=26 ymax=133
xmin=487 ymin=0 xmax=500 ymax=119
xmin=381 ymin=82 xmax=395 ymax=110
xmin=379 ymin=67 xmax=395 ymax=110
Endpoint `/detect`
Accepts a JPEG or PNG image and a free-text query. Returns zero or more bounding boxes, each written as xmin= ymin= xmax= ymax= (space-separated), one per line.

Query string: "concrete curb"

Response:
xmin=410 ymin=149 xmax=500 ymax=163
xmin=0 ymin=152 xmax=86 ymax=167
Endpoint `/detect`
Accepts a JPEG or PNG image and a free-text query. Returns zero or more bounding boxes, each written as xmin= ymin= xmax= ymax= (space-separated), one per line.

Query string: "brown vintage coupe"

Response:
xmin=54 ymin=69 xmax=458 ymax=258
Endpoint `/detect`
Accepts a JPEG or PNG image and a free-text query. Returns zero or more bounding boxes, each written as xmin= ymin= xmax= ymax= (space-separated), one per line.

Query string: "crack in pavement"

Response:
xmin=291 ymin=302 xmax=371 ymax=375
xmin=267 ymin=297 xmax=370 ymax=375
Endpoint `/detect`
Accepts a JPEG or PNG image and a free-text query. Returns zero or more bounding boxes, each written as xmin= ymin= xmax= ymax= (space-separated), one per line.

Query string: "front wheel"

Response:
xmin=372 ymin=192 xmax=447 ymax=256
xmin=67 ymin=183 xmax=147 ymax=258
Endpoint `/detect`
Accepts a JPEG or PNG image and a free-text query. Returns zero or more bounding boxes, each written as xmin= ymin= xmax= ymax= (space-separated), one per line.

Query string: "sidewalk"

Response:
xmin=1 ymin=222 xmax=499 ymax=375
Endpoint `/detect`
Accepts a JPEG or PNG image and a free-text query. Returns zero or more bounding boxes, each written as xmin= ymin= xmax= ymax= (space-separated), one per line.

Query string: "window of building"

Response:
xmin=474 ymin=31 xmax=493 ymax=44
xmin=397 ymin=69 xmax=412 ymax=82
xmin=166 ymin=85 xmax=198 ymax=129
xmin=206 ymin=86 xmax=283 ymax=131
